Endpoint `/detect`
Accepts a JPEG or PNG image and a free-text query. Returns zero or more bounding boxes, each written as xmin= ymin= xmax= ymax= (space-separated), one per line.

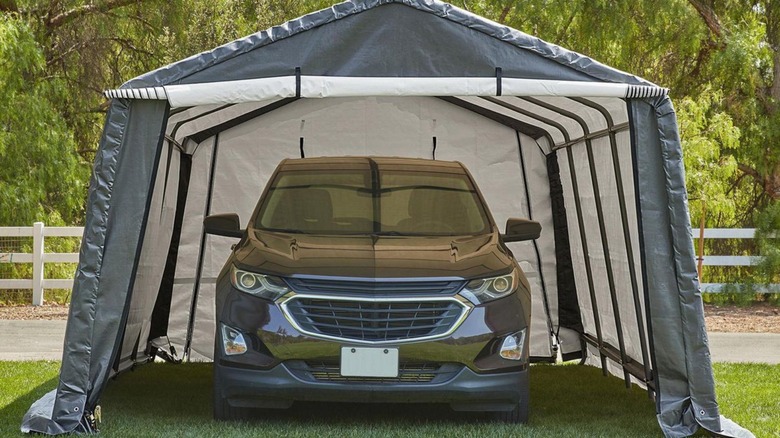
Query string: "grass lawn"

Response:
xmin=1 ymin=361 xmax=777 ymax=437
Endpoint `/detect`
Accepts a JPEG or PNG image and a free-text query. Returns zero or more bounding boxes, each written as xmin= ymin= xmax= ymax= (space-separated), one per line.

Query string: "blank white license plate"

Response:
xmin=340 ymin=346 xmax=399 ymax=377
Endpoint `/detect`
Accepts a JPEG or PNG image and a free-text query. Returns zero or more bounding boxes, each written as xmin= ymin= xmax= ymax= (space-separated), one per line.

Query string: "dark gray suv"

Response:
xmin=205 ymin=157 xmax=540 ymax=423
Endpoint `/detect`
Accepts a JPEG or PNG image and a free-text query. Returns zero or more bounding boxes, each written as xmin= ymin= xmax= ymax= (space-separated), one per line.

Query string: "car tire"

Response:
xmin=493 ymin=378 xmax=529 ymax=424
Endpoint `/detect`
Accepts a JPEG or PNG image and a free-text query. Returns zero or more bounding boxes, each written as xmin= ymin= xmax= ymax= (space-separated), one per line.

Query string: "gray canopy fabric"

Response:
xmin=21 ymin=1 xmax=752 ymax=437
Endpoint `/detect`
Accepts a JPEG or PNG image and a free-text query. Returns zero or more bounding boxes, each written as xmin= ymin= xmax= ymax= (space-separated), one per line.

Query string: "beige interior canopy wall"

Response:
xmin=157 ymin=96 xmax=560 ymax=361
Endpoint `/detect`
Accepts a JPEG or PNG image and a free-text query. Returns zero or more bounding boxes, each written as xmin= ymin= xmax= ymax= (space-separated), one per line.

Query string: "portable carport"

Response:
xmin=22 ymin=1 xmax=753 ymax=437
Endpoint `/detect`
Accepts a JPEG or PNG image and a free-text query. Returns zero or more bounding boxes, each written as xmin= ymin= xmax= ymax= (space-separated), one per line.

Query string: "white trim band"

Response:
xmin=104 ymin=87 xmax=168 ymax=100
xmin=301 ymin=76 xmax=497 ymax=98
xmin=104 ymin=76 xmax=669 ymax=107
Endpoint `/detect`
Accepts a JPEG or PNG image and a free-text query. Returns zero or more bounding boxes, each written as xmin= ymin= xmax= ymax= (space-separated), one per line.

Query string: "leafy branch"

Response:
xmin=45 ymin=0 xmax=156 ymax=29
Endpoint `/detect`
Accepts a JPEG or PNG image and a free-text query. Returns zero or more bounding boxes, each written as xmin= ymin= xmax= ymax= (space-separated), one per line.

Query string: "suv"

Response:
xmin=205 ymin=157 xmax=540 ymax=423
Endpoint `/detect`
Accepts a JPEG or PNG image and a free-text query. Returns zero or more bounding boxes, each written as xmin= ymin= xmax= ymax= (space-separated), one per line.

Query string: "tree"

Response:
xmin=0 ymin=17 xmax=85 ymax=225
xmin=755 ymin=201 xmax=780 ymax=285
xmin=0 ymin=0 xmax=331 ymax=226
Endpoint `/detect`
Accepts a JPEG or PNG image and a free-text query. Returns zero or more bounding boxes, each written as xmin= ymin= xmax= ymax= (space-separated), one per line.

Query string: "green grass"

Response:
xmin=712 ymin=363 xmax=780 ymax=437
xmin=1 ymin=362 xmax=777 ymax=437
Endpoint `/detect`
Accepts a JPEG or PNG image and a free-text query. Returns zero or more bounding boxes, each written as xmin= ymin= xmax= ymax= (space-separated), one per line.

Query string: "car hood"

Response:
xmin=231 ymin=230 xmax=514 ymax=280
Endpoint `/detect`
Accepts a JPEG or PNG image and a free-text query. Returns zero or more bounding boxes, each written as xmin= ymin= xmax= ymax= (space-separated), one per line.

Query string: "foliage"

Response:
xmin=157 ymin=0 xmax=331 ymax=65
xmin=472 ymin=0 xmax=709 ymax=93
xmin=676 ymin=89 xmax=742 ymax=223
xmin=0 ymin=17 xmax=86 ymax=226
xmin=702 ymin=291 xmax=762 ymax=306
xmin=754 ymin=201 xmax=780 ymax=284
xmin=1 ymin=0 xmax=331 ymax=229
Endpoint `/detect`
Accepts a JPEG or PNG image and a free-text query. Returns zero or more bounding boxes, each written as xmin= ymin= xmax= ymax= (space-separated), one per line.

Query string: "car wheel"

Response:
xmin=493 ymin=378 xmax=529 ymax=424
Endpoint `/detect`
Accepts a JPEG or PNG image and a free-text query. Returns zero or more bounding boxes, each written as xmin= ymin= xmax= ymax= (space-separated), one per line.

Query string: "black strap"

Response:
xmin=495 ymin=67 xmax=503 ymax=96
xmin=295 ymin=66 xmax=301 ymax=98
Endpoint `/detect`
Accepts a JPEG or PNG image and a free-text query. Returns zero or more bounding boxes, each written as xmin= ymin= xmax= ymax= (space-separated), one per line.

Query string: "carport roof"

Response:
xmin=102 ymin=0 xmax=668 ymax=155
xmin=108 ymin=0 xmax=667 ymax=91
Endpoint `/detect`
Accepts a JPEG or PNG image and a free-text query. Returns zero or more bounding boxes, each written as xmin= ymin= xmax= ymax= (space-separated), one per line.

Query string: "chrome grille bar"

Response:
xmin=280 ymin=294 xmax=470 ymax=344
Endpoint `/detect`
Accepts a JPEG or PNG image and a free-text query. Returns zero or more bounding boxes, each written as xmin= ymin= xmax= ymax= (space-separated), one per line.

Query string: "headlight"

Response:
xmin=459 ymin=270 xmax=518 ymax=304
xmin=230 ymin=265 xmax=290 ymax=301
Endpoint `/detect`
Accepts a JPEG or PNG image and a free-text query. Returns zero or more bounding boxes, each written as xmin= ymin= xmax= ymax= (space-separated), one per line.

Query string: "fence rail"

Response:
xmin=694 ymin=228 xmax=780 ymax=293
xmin=0 ymin=223 xmax=82 ymax=305
xmin=0 ymin=225 xmax=776 ymax=305
xmin=698 ymin=228 xmax=757 ymax=267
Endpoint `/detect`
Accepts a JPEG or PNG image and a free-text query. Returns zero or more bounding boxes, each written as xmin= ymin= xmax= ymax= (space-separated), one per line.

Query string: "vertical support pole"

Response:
xmin=697 ymin=202 xmax=706 ymax=280
xmin=32 ymin=222 xmax=44 ymax=306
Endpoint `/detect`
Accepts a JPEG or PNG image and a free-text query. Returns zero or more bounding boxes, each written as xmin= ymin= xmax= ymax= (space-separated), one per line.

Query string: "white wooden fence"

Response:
xmin=696 ymin=228 xmax=779 ymax=293
xmin=0 ymin=225 xmax=776 ymax=305
xmin=0 ymin=222 xmax=82 ymax=305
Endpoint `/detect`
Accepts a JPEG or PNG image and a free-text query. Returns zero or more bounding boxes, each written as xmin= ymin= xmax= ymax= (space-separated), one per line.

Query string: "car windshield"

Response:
xmin=254 ymin=168 xmax=491 ymax=236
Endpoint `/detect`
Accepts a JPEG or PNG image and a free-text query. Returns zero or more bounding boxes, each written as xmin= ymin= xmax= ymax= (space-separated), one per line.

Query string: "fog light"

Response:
xmin=500 ymin=328 xmax=527 ymax=361
xmin=221 ymin=324 xmax=248 ymax=355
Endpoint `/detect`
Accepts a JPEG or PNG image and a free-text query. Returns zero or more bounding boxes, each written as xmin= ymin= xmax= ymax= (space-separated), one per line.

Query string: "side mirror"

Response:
xmin=502 ymin=218 xmax=541 ymax=242
xmin=204 ymin=213 xmax=244 ymax=238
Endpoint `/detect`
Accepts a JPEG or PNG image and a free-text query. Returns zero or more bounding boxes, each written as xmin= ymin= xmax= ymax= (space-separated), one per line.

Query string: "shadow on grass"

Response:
xmin=1 ymin=376 xmax=58 ymax=434
xmin=96 ymin=362 xmax=660 ymax=437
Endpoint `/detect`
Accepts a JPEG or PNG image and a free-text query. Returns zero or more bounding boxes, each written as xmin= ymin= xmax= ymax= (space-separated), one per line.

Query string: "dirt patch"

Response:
xmin=0 ymin=303 xmax=69 ymax=320
xmin=705 ymin=302 xmax=780 ymax=334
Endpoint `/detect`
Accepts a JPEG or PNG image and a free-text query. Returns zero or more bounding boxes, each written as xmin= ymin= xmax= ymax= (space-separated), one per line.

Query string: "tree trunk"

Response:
xmin=688 ymin=0 xmax=722 ymax=37
xmin=768 ymin=0 xmax=780 ymax=103
xmin=765 ymin=1 xmax=780 ymax=201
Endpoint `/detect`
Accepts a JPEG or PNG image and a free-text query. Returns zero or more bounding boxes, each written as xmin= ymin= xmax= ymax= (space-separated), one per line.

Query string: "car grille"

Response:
xmin=286 ymin=361 xmax=462 ymax=384
xmin=282 ymin=296 xmax=468 ymax=343
xmin=309 ymin=361 xmax=439 ymax=383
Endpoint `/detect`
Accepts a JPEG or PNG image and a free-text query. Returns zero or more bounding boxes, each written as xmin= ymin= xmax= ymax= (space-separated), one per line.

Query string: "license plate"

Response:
xmin=340 ymin=346 xmax=399 ymax=377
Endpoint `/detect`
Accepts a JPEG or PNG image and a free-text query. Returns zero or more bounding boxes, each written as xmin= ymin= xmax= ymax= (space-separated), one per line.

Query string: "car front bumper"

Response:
xmin=213 ymin=275 xmax=531 ymax=411
xmin=215 ymin=360 xmax=528 ymax=411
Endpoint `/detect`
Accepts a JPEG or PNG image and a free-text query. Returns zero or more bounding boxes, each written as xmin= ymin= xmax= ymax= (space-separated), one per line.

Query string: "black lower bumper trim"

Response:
xmin=215 ymin=361 xmax=528 ymax=411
